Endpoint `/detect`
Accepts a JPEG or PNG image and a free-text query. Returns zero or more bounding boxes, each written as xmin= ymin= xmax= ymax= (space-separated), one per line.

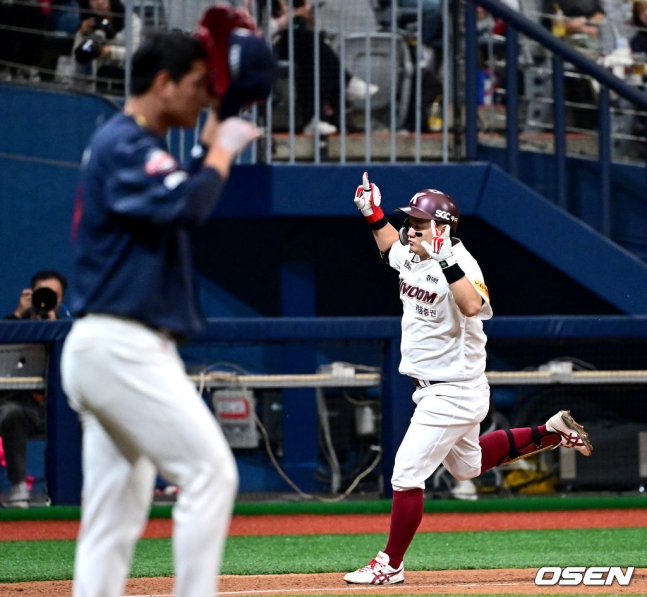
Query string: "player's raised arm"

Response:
xmin=354 ymin=172 xmax=399 ymax=253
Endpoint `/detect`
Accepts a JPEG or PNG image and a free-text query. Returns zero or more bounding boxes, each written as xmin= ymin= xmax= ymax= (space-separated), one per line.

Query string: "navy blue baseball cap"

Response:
xmin=219 ymin=28 xmax=277 ymax=119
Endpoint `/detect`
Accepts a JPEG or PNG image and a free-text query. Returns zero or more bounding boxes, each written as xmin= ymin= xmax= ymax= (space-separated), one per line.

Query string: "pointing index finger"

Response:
xmin=362 ymin=171 xmax=370 ymax=191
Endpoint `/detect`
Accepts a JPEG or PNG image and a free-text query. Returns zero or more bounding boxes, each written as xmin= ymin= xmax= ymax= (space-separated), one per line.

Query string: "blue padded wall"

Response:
xmin=1 ymin=86 xmax=647 ymax=320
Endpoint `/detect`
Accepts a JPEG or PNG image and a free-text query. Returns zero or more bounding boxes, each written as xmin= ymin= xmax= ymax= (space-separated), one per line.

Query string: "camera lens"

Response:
xmin=31 ymin=287 xmax=58 ymax=316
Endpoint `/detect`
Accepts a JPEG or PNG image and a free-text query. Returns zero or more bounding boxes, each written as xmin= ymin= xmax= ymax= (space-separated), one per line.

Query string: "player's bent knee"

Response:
xmin=177 ymin=454 xmax=238 ymax=496
xmin=207 ymin=452 xmax=239 ymax=494
xmin=391 ymin=481 xmax=425 ymax=492
xmin=445 ymin=465 xmax=480 ymax=481
xmin=451 ymin=470 xmax=478 ymax=481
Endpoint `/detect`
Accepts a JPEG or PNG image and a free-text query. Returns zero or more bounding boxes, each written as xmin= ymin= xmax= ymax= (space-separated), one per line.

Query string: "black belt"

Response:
xmin=411 ymin=378 xmax=444 ymax=388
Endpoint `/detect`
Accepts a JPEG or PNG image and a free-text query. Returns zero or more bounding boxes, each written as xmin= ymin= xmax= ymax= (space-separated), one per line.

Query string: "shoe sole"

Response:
xmin=1 ymin=502 xmax=29 ymax=509
xmin=344 ymin=578 xmax=404 ymax=585
xmin=560 ymin=410 xmax=593 ymax=456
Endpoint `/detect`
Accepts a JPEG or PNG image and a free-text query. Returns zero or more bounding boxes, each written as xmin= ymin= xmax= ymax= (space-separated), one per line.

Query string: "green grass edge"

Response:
xmin=2 ymin=494 xmax=647 ymax=521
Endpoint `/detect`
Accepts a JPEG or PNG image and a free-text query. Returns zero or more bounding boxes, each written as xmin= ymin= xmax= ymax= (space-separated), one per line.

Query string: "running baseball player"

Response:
xmin=60 ymin=26 xmax=273 ymax=597
xmin=344 ymin=173 xmax=593 ymax=585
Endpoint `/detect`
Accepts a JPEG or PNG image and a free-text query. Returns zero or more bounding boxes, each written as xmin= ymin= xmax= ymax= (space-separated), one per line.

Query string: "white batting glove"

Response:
xmin=213 ymin=117 xmax=262 ymax=156
xmin=421 ymin=221 xmax=457 ymax=268
xmin=354 ymin=171 xmax=385 ymax=225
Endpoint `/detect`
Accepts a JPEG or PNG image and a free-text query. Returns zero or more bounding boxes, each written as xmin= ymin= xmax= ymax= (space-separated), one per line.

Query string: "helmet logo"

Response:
xmin=435 ymin=209 xmax=458 ymax=224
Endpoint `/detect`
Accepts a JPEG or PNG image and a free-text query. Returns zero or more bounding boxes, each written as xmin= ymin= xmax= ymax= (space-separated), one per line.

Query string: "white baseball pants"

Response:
xmin=61 ymin=315 xmax=238 ymax=597
xmin=391 ymin=379 xmax=490 ymax=490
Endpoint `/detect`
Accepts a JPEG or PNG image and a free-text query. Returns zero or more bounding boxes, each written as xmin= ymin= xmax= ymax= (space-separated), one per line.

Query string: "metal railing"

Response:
xmin=0 ymin=0 xmax=460 ymax=163
xmin=244 ymin=0 xmax=459 ymax=164
xmin=3 ymin=0 xmax=647 ymax=171
xmin=466 ymin=0 xmax=647 ymax=236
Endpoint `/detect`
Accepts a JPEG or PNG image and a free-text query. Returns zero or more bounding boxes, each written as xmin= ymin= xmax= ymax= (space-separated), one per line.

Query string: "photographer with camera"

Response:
xmin=1 ymin=270 xmax=67 ymax=508
xmin=5 ymin=270 xmax=68 ymax=321
xmin=72 ymin=0 xmax=141 ymax=93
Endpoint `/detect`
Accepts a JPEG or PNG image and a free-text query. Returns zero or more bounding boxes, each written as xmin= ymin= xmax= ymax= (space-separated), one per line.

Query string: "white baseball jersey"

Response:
xmin=388 ymin=239 xmax=492 ymax=385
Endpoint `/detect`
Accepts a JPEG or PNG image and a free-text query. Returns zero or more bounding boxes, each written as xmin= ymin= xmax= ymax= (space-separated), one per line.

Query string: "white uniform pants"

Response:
xmin=61 ymin=315 xmax=238 ymax=597
xmin=391 ymin=379 xmax=490 ymax=490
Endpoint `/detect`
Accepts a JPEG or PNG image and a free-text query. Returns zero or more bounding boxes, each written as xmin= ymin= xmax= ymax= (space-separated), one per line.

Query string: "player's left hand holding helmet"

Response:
xmin=421 ymin=221 xmax=456 ymax=268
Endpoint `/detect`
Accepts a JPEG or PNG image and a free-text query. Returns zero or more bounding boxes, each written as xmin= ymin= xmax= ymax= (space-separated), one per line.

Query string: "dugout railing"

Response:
xmin=465 ymin=0 xmax=647 ymax=240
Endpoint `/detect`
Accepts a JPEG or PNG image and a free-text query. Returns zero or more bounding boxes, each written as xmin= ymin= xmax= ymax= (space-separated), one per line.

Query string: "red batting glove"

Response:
xmin=422 ymin=220 xmax=457 ymax=267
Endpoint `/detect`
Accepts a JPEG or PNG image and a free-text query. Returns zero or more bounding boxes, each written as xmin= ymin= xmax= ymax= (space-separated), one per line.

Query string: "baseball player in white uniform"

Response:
xmin=344 ymin=173 xmax=593 ymax=585
xmin=60 ymin=29 xmax=270 ymax=597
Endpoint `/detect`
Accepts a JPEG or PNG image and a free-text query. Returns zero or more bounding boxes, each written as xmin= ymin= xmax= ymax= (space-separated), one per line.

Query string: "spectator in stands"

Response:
xmin=267 ymin=0 xmax=311 ymax=38
xmin=0 ymin=270 xmax=67 ymax=509
xmin=542 ymin=0 xmax=606 ymax=50
xmin=72 ymin=0 xmax=141 ymax=94
xmin=542 ymin=0 xmax=606 ymax=128
xmin=38 ymin=1 xmax=81 ymax=84
xmin=50 ymin=0 xmax=81 ymax=36
xmin=600 ymin=0 xmax=633 ymax=50
xmin=271 ymin=0 xmax=378 ymax=135
xmin=397 ymin=0 xmax=443 ymax=50
xmin=630 ymin=0 xmax=647 ymax=53
xmin=372 ymin=0 xmax=443 ymax=51
xmin=0 ymin=0 xmax=48 ymax=82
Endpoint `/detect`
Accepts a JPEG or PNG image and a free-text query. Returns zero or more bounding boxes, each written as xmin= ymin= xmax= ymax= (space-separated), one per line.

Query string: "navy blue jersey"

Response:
xmin=70 ymin=112 xmax=225 ymax=337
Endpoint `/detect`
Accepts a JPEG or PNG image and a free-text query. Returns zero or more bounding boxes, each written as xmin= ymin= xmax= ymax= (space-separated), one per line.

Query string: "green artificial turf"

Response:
xmin=2 ymin=494 xmax=647 ymax=521
xmin=1 ymin=527 xmax=645 ymax=583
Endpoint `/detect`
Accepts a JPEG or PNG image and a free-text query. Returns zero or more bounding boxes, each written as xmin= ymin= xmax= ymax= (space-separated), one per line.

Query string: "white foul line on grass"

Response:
xmin=217 ymin=582 xmax=529 ymax=595
xmin=124 ymin=581 xmax=529 ymax=597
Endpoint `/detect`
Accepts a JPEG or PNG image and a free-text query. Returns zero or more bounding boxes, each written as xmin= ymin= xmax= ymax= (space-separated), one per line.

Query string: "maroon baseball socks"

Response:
xmin=383 ymin=487 xmax=424 ymax=569
xmin=479 ymin=424 xmax=561 ymax=473
xmin=381 ymin=425 xmax=561 ymax=569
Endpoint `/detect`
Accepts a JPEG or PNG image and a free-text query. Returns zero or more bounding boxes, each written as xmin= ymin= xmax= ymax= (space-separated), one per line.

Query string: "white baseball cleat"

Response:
xmin=344 ymin=551 xmax=404 ymax=585
xmin=452 ymin=479 xmax=478 ymax=501
xmin=3 ymin=481 xmax=30 ymax=509
xmin=545 ymin=410 xmax=593 ymax=456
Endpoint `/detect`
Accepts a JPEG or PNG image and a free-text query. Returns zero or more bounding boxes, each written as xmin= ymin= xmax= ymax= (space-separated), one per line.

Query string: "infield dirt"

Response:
xmin=2 ymin=569 xmax=647 ymax=596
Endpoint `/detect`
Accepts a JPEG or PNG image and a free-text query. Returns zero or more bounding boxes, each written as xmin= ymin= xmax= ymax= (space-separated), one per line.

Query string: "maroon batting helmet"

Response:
xmin=395 ymin=189 xmax=460 ymax=232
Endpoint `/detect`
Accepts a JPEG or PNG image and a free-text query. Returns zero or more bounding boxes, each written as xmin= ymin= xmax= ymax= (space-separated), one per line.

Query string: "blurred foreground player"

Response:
xmin=61 ymin=25 xmax=273 ymax=597
xmin=344 ymin=173 xmax=593 ymax=585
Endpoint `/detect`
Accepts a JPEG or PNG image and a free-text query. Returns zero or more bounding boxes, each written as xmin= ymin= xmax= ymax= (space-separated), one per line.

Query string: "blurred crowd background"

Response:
xmin=2 ymin=0 xmax=647 ymax=161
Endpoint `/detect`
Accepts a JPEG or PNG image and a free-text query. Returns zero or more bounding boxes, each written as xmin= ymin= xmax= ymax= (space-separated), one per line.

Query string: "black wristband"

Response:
xmin=369 ymin=216 xmax=389 ymax=230
xmin=442 ymin=263 xmax=465 ymax=284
